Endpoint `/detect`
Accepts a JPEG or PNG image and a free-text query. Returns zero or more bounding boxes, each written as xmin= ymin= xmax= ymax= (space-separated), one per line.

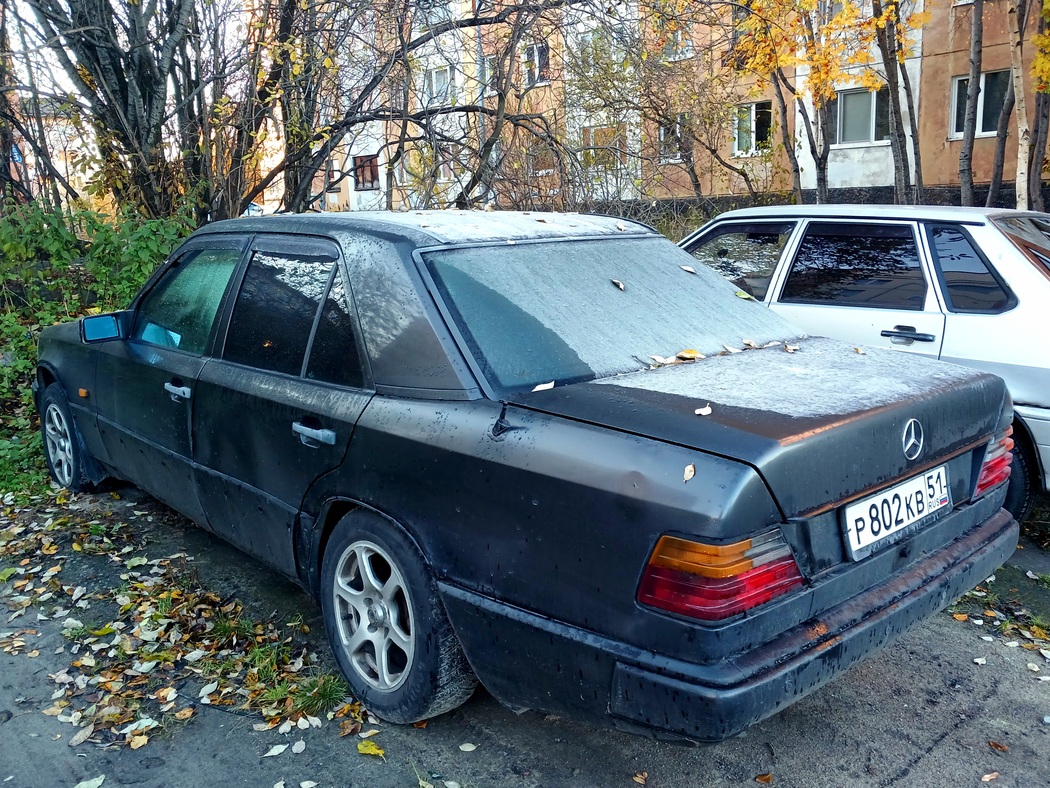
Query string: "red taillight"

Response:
xmin=637 ymin=532 xmax=803 ymax=621
xmin=973 ymin=425 xmax=1014 ymax=501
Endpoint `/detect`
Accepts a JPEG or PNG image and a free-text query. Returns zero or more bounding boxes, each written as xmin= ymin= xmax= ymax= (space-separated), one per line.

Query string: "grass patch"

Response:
xmin=293 ymin=673 xmax=349 ymax=716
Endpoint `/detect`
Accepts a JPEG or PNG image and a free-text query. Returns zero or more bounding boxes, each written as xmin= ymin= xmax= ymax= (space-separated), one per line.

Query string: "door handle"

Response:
xmin=292 ymin=421 xmax=336 ymax=447
xmin=880 ymin=326 xmax=936 ymax=343
xmin=164 ymin=381 xmax=192 ymax=400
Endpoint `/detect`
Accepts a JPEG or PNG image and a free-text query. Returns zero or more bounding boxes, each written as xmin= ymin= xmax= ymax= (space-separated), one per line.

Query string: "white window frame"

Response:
xmin=480 ymin=54 xmax=499 ymax=95
xmin=424 ymin=65 xmax=454 ymax=105
xmin=658 ymin=114 xmax=688 ymax=163
xmin=732 ymin=101 xmax=772 ymax=157
xmin=832 ymin=87 xmax=890 ymax=147
xmin=522 ymin=42 xmax=551 ymax=87
xmin=949 ymin=70 xmax=1011 ymax=140
xmin=662 ymin=28 xmax=694 ymax=62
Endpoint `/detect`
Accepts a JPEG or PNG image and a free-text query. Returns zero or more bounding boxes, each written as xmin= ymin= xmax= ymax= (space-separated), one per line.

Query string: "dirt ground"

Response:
xmin=2 ymin=486 xmax=1049 ymax=788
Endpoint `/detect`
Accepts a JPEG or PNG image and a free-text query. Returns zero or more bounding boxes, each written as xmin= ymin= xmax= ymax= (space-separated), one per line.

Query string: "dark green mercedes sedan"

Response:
xmin=35 ymin=211 xmax=1018 ymax=741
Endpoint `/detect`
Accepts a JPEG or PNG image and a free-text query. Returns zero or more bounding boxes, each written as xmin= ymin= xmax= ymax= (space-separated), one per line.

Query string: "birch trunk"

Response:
xmin=1008 ymin=0 xmax=1031 ymax=210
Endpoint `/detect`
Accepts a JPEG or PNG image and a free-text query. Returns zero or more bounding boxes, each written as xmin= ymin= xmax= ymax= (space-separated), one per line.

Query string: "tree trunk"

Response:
xmin=897 ymin=56 xmax=924 ymax=201
xmin=960 ymin=0 xmax=984 ymax=206
xmin=871 ymin=0 xmax=912 ymax=203
xmin=986 ymin=80 xmax=1015 ymax=207
xmin=772 ymin=72 xmax=803 ymax=203
xmin=1031 ymin=91 xmax=1049 ymax=211
xmin=1008 ymin=0 xmax=1031 ymax=209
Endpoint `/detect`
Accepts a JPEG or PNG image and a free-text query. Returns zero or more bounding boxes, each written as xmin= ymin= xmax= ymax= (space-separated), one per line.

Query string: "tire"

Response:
xmin=320 ymin=512 xmax=477 ymax=723
xmin=1004 ymin=436 xmax=1036 ymax=523
xmin=40 ymin=383 xmax=91 ymax=492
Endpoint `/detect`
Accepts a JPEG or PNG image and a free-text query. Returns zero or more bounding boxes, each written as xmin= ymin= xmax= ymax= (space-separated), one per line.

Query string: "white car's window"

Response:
xmin=132 ymin=249 xmax=240 ymax=355
xmin=926 ymin=224 xmax=1012 ymax=312
xmin=686 ymin=222 xmax=795 ymax=300
xmin=780 ymin=222 xmax=926 ymax=310
xmin=995 ymin=216 xmax=1050 ymax=272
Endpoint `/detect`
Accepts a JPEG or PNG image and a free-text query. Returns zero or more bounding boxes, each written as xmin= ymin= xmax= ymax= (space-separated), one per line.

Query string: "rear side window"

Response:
xmin=926 ymin=224 xmax=1012 ymax=312
xmin=133 ymin=248 xmax=240 ymax=355
xmin=223 ymin=252 xmax=333 ymax=376
xmin=686 ymin=221 xmax=795 ymax=301
xmin=779 ymin=222 xmax=926 ymax=309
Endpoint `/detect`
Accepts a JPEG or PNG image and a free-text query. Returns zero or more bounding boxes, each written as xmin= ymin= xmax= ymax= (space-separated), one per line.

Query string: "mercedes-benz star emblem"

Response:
xmin=902 ymin=419 xmax=924 ymax=461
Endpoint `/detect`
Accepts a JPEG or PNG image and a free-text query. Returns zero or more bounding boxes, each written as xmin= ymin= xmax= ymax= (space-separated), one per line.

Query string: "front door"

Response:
xmin=94 ymin=241 xmax=245 ymax=523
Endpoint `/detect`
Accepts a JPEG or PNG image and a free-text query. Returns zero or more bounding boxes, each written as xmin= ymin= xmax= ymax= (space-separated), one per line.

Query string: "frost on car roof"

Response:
xmin=211 ymin=210 xmax=654 ymax=245
xmin=596 ymin=337 xmax=987 ymax=419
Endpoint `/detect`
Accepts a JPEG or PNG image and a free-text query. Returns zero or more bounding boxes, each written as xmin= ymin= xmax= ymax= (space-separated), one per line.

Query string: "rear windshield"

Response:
xmin=994 ymin=216 xmax=1050 ymax=273
xmin=422 ymin=236 xmax=801 ymax=393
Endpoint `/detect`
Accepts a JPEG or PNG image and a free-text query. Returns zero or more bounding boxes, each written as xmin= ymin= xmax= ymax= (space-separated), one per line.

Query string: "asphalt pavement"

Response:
xmin=2 ymin=488 xmax=1048 ymax=788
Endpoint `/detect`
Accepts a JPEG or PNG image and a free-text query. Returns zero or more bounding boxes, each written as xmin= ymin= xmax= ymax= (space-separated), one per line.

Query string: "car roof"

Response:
xmin=199 ymin=210 xmax=657 ymax=245
xmin=702 ymin=205 xmax=1050 ymax=224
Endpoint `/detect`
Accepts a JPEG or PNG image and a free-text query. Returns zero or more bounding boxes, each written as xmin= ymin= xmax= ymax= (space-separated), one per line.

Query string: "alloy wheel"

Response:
xmin=44 ymin=402 xmax=74 ymax=487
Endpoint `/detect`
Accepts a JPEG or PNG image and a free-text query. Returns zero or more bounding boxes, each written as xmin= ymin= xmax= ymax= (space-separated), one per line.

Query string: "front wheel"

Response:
xmin=320 ymin=512 xmax=477 ymax=723
xmin=40 ymin=383 xmax=90 ymax=492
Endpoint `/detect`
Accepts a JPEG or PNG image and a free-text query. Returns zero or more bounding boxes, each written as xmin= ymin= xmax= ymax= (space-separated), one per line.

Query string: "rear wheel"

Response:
xmin=40 ymin=383 xmax=90 ymax=492
xmin=1004 ymin=436 xmax=1036 ymax=523
xmin=320 ymin=512 xmax=477 ymax=723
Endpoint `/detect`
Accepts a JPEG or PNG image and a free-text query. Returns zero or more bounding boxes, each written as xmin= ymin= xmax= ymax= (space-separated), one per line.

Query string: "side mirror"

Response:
xmin=81 ymin=312 xmax=129 ymax=343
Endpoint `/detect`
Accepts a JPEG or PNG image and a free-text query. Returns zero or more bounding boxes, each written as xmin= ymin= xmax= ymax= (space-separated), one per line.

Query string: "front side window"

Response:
xmin=829 ymin=88 xmax=889 ymax=144
xmin=223 ymin=252 xmax=333 ymax=376
xmin=951 ymin=70 xmax=1010 ymax=137
xmin=687 ymin=221 xmax=795 ymax=300
xmin=132 ymin=248 xmax=241 ymax=355
xmin=780 ymin=222 xmax=926 ymax=309
xmin=733 ymin=101 xmax=772 ymax=155
xmin=927 ymin=224 xmax=1011 ymax=312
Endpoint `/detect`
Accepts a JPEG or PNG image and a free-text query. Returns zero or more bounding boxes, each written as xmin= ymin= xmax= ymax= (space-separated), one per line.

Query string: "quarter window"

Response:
xmin=223 ymin=252 xmax=333 ymax=376
xmin=780 ymin=222 xmax=926 ymax=309
xmin=927 ymin=225 xmax=1011 ymax=312
xmin=305 ymin=266 xmax=365 ymax=388
xmin=133 ymin=248 xmax=241 ymax=355
xmin=951 ymin=71 xmax=1010 ymax=137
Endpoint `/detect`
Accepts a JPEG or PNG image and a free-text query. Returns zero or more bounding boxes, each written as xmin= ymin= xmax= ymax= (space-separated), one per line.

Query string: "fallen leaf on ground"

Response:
xmin=358 ymin=729 xmax=381 ymax=739
xmin=262 ymin=744 xmax=288 ymax=758
xmin=459 ymin=742 xmax=477 ymax=752
xmin=974 ymin=657 xmax=987 ymax=665
xmin=357 ymin=740 xmax=385 ymax=757
xmin=611 ymin=279 xmax=625 ymax=291
xmin=129 ymin=735 xmax=148 ymax=750
xmin=73 ymin=778 xmax=105 ymax=788
xmin=412 ymin=720 xmax=428 ymax=729
xmin=988 ymin=740 xmax=1008 ymax=752
xmin=632 ymin=772 xmax=648 ymax=785
xmin=174 ymin=707 xmax=194 ymax=720
xmin=339 ymin=720 xmax=361 ymax=737
xmin=982 ymin=772 xmax=999 ymax=782
xmin=953 ymin=613 xmax=969 ymax=622
xmin=291 ymin=739 xmax=305 ymax=754
xmin=69 ymin=723 xmax=95 ymax=747
xmin=755 ymin=774 xmax=773 ymax=784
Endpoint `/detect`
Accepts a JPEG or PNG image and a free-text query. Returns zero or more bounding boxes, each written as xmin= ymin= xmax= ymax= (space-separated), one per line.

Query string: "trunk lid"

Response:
xmin=505 ymin=338 xmax=1007 ymax=518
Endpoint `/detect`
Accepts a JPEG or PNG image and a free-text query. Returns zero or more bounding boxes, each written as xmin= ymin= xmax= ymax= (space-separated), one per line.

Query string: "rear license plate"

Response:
xmin=844 ymin=465 xmax=951 ymax=559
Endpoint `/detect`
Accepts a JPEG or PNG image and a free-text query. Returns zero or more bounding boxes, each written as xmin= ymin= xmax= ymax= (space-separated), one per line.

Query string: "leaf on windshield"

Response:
xmin=532 ymin=381 xmax=555 ymax=392
xmin=695 ymin=405 xmax=712 ymax=416
xmin=722 ymin=345 xmax=741 ymax=354
xmin=854 ymin=347 xmax=866 ymax=355
xmin=735 ymin=290 xmax=753 ymax=300
xmin=784 ymin=344 xmax=799 ymax=354
xmin=742 ymin=339 xmax=758 ymax=349
xmin=611 ymin=279 xmax=625 ymax=291
xmin=683 ymin=464 xmax=696 ymax=483
xmin=649 ymin=355 xmax=677 ymax=366
xmin=679 ymin=265 xmax=696 ymax=274
xmin=615 ymin=221 xmax=627 ymax=231
xmin=676 ymin=349 xmax=704 ymax=361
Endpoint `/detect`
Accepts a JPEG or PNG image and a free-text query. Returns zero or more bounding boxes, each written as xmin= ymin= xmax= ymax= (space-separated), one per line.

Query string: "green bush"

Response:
xmin=0 ymin=200 xmax=193 ymax=496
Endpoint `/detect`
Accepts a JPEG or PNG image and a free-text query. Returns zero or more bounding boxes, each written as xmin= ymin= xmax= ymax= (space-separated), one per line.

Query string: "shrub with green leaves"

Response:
xmin=0 ymin=200 xmax=193 ymax=497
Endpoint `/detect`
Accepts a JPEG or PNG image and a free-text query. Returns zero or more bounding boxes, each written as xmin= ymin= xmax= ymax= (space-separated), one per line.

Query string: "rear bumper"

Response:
xmin=440 ymin=508 xmax=1018 ymax=742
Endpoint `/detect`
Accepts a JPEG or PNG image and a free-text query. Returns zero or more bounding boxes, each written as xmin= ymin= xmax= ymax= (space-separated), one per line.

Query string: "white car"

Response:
xmin=680 ymin=205 xmax=1050 ymax=521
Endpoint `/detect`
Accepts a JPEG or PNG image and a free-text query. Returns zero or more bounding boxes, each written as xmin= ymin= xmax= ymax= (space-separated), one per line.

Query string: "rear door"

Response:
xmin=768 ymin=220 xmax=946 ymax=356
xmin=94 ymin=237 xmax=246 ymax=522
xmin=192 ymin=235 xmax=372 ymax=575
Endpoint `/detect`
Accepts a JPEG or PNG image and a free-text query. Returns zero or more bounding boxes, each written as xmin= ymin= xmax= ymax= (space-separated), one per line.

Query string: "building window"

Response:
xmin=527 ymin=143 xmax=557 ymax=177
xmin=659 ymin=114 xmax=689 ymax=161
xmin=522 ymin=42 xmax=550 ymax=87
xmin=829 ymin=87 xmax=889 ymax=145
xmin=480 ymin=54 xmax=499 ymax=94
xmin=731 ymin=1 xmax=751 ymax=43
xmin=424 ymin=65 xmax=453 ymax=104
xmin=353 ymin=155 xmax=380 ymax=191
xmin=416 ymin=0 xmax=450 ymax=28
xmin=581 ymin=124 xmax=627 ymax=169
xmin=733 ymin=101 xmax=772 ymax=155
xmin=661 ymin=28 xmax=693 ymax=61
xmin=951 ymin=70 xmax=1011 ymax=138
